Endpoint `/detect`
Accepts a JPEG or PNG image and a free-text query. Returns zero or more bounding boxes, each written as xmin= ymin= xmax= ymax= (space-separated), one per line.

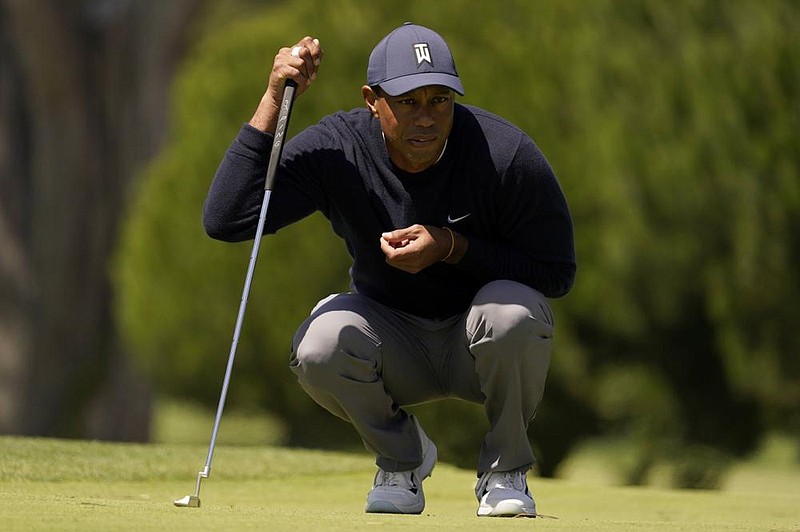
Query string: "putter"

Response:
xmin=174 ymin=78 xmax=298 ymax=508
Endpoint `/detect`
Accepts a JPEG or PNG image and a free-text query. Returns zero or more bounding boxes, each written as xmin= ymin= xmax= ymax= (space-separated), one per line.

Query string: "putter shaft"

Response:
xmin=174 ymin=80 xmax=297 ymax=508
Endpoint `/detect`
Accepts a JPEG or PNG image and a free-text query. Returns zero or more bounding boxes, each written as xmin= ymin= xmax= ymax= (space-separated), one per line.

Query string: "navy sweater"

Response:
xmin=203 ymin=103 xmax=575 ymax=319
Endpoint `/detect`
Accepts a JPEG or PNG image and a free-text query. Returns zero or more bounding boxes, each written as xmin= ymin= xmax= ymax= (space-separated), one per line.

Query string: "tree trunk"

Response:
xmin=0 ymin=0 xmax=202 ymax=440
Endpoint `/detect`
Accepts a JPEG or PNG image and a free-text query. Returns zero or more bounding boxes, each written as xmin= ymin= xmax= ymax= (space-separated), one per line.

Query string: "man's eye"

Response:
xmin=398 ymin=98 xmax=416 ymax=105
xmin=432 ymin=96 xmax=450 ymax=104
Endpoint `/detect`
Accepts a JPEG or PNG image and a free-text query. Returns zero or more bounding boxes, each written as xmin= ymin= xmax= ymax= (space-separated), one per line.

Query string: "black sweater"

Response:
xmin=203 ymin=103 xmax=575 ymax=319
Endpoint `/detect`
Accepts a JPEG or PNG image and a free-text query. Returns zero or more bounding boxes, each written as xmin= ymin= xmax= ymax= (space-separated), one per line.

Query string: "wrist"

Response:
xmin=441 ymin=227 xmax=455 ymax=261
xmin=248 ymin=92 xmax=281 ymax=133
xmin=442 ymin=228 xmax=468 ymax=264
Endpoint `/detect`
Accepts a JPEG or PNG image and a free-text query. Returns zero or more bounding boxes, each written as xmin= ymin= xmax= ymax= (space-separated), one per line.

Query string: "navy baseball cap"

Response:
xmin=367 ymin=23 xmax=465 ymax=96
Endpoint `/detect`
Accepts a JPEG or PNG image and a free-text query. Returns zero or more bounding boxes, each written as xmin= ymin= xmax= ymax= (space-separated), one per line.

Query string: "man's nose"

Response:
xmin=413 ymin=103 xmax=436 ymax=127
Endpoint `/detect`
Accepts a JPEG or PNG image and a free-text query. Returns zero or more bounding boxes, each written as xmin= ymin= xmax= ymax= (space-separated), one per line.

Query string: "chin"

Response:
xmin=402 ymin=156 xmax=437 ymax=172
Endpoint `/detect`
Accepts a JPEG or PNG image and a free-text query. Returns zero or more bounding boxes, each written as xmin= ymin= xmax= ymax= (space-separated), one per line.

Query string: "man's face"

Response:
xmin=363 ymin=85 xmax=455 ymax=173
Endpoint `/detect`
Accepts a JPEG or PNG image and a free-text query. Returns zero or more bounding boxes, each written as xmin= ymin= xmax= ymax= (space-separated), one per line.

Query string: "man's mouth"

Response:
xmin=407 ymin=135 xmax=438 ymax=147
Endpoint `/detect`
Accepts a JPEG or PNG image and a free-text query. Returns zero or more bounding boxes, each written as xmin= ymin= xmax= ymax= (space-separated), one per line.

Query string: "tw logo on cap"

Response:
xmin=413 ymin=43 xmax=432 ymax=66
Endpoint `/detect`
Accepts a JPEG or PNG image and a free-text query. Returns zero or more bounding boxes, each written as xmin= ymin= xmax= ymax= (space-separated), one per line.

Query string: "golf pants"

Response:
xmin=289 ymin=280 xmax=554 ymax=474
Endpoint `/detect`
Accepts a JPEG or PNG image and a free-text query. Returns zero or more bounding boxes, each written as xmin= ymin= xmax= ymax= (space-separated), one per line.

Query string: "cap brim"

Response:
xmin=379 ymin=73 xmax=465 ymax=96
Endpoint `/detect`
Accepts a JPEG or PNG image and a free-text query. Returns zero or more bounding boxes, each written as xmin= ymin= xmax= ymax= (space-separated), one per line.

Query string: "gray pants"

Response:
xmin=289 ymin=280 xmax=554 ymax=474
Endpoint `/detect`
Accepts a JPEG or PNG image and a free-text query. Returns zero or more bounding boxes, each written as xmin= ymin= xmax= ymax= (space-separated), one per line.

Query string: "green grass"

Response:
xmin=2 ymin=434 xmax=799 ymax=532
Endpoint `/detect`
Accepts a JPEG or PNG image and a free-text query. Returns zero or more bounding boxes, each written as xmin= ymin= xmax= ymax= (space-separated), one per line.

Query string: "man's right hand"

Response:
xmin=250 ymin=36 xmax=323 ymax=133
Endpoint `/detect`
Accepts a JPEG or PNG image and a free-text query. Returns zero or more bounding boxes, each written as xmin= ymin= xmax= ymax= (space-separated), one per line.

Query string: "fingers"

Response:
xmin=380 ymin=225 xmax=442 ymax=274
xmin=252 ymin=36 xmax=323 ymax=133
xmin=275 ymin=36 xmax=323 ymax=92
xmin=381 ymin=227 xmax=414 ymax=248
xmin=292 ymin=36 xmax=323 ymax=80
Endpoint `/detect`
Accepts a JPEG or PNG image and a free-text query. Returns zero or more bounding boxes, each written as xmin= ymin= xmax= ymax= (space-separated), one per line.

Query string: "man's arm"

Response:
xmin=457 ymin=137 xmax=576 ymax=298
xmin=202 ymin=36 xmax=324 ymax=241
xmin=457 ymin=236 xmax=576 ymax=298
xmin=380 ymin=223 xmax=574 ymax=298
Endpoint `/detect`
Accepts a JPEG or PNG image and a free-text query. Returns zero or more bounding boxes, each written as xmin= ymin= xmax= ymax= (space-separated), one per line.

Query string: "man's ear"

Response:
xmin=362 ymin=85 xmax=380 ymax=118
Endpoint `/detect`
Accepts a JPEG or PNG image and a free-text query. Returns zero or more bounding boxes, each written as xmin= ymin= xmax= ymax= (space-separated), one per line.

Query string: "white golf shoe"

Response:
xmin=365 ymin=417 xmax=437 ymax=514
xmin=475 ymin=469 xmax=537 ymax=517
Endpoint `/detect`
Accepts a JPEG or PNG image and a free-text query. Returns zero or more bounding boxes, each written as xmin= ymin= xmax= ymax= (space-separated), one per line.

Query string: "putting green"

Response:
xmin=1 ymin=437 xmax=798 ymax=531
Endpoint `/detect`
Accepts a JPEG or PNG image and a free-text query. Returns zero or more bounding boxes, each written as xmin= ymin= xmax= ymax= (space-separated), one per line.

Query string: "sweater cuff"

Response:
xmin=236 ymin=122 xmax=275 ymax=156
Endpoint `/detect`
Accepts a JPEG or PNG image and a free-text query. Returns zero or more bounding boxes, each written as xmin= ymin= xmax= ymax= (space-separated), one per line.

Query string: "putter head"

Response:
xmin=174 ymin=495 xmax=200 ymax=508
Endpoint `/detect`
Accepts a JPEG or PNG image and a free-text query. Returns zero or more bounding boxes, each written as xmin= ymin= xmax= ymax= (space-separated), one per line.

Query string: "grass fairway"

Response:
xmin=0 ymin=437 xmax=800 ymax=532
xmin=1 ymin=437 xmax=798 ymax=531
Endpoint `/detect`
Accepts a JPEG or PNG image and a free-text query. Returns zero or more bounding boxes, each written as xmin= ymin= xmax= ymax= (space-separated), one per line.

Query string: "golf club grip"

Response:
xmin=264 ymin=79 xmax=298 ymax=191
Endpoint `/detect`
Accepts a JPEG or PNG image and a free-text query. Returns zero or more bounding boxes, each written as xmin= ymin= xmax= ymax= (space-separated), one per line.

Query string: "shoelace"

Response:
xmin=375 ymin=470 xmax=416 ymax=489
xmin=476 ymin=470 xmax=527 ymax=498
xmin=490 ymin=471 xmax=526 ymax=491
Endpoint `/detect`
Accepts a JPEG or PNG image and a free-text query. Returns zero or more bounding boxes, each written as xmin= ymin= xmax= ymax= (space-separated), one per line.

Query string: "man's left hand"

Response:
xmin=380 ymin=224 xmax=454 ymax=273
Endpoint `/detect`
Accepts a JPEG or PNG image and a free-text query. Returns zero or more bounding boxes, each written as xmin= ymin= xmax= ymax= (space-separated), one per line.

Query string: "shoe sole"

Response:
xmin=477 ymin=498 xmax=536 ymax=517
xmin=365 ymin=500 xmax=424 ymax=514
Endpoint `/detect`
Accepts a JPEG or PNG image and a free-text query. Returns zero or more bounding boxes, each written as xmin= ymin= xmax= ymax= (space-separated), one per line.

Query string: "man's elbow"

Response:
xmin=202 ymin=206 xmax=241 ymax=242
xmin=202 ymin=207 xmax=224 ymax=240
xmin=203 ymin=219 xmax=227 ymax=241
xmin=544 ymin=262 xmax=576 ymax=299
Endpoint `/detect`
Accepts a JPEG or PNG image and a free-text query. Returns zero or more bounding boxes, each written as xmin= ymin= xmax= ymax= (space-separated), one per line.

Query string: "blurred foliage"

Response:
xmin=114 ymin=0 xmax=800 ymax=487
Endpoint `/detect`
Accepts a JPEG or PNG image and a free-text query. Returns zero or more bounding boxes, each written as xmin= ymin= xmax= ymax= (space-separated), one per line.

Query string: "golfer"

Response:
xmin=203 ymin=23 xmax=576 ymax=517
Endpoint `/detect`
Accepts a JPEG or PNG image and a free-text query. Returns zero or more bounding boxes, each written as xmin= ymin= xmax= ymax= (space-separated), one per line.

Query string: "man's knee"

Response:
xmin=290 ymin=307 xmax=381 ymax=387
xmin=468 ymin=281 xmax=554 ymax=347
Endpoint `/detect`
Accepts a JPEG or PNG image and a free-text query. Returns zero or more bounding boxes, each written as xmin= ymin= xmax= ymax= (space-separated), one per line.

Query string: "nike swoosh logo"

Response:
xmin=447 ymin=213 xmax=471 ymax=224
